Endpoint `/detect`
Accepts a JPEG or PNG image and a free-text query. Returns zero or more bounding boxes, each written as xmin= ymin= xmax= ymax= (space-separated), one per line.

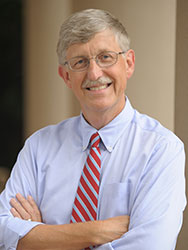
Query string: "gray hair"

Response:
xmin=57 ymin=9 xmax=130 ymax=65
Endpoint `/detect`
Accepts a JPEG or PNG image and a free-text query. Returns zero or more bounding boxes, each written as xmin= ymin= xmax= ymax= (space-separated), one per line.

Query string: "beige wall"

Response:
xmin=24 ymin=0 xmax=187 ymax=249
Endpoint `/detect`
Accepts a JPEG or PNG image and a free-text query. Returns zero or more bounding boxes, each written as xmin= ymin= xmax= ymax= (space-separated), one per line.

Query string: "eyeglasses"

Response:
xmin=64 ymin=51 xmax=126 ymax=72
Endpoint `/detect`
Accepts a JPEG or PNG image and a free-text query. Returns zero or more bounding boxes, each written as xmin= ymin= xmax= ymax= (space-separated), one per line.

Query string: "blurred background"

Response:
xmin=0 ymin=0 xmax=187 ymax=249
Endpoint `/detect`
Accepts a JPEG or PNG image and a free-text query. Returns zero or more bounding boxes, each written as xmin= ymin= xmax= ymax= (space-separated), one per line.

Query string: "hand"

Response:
xmin=10 ymin=193 xmax=42 ymax=222
xmin=94 ymin=215 xmax=130 ymax=245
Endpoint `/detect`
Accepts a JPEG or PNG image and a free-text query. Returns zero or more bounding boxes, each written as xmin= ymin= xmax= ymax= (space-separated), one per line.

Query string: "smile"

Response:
xmin=86 ymin=83 xmax=112 ymax=91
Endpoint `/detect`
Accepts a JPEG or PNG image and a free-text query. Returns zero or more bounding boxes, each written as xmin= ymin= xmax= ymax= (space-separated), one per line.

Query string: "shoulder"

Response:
xmin=130 ymin=111 xmax=185 ymax=182
xmin=24 ymin=115 xmax=81 ymax=152
xmin=129 ymin=110 xmax=185 ymax=163
xmin=132 ymin=110 xmax=183 ymax=145
xmin=14 ymin=116 xmax=82 ymax=173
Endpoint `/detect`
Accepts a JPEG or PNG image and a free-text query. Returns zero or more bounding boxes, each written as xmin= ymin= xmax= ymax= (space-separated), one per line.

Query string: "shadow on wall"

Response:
xmin=0 ymin=167 xmax=10 ymax=193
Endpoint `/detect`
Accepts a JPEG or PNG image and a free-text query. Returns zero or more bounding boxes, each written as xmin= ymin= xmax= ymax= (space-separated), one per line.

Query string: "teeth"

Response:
xmin=89 ymin=84 xmax=108 ymax=91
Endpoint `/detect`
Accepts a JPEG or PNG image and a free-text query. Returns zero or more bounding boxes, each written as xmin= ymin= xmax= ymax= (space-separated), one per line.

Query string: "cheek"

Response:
xmin=68 ymin=76 xmax=85 ymax=100
xmin=69 ymin=73 xmax=85 ymax=88
xmin=111 ymin=67 xmax=127 ymax=87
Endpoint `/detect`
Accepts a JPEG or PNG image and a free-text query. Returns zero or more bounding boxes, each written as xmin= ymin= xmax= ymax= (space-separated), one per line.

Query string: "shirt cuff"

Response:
xmin=3 ymin=217 xmax=43 ymax=249
xmin=95 ymin=243 xmax=113 ymax=249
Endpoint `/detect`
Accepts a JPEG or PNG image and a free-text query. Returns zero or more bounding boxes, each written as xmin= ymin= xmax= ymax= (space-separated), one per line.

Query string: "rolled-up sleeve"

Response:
xmin=0 ymin=215 xmax=42 ymax=249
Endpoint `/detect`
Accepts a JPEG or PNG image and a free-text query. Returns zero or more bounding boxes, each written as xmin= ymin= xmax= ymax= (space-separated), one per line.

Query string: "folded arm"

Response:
xmin=10 ymin=193 xmax=129 ymax=250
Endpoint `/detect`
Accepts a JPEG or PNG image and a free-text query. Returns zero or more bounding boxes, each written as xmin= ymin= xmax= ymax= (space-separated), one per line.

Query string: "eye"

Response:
xmin=70 ymin=57 xmax=88 ymax=69
xmin=75 ymin=59 xmax=85 ymax=65
xmin=98 ymin=52 xmax=114 ymax=62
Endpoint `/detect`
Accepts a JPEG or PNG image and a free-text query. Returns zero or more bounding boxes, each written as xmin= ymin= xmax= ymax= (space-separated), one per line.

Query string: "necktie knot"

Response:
xmin=90 ymin=132 xmax=100 ymax=148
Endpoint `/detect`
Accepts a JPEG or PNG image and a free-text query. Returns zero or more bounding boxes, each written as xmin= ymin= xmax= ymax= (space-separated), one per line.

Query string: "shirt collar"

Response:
xmin=80 ymin=97 xmax=135 ymax=152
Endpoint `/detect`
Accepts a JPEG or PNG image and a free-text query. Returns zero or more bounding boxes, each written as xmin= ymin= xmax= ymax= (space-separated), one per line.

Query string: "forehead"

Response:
xmin=66 ymin=29 xmax=121 ymax=58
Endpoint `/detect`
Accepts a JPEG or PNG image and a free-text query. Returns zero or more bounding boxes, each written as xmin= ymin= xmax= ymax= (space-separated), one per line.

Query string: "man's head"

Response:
xmin=57 ymin=9 xmax=135 ymax=129
xmin=57 ymin=9 xmax=130 ymax=65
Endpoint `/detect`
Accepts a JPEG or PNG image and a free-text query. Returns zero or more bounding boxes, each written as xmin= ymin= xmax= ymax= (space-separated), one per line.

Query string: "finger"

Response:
xmin=16 ymin=193 xmax=33 ymax=214
xmin=10 ymin=207 xmax=22 ymax=219
xmin=10 ymin=197 xmax=31 ymax=220
xmin=27 ymin=195 xmax=42 ymax=221
xmin=112 ymin=215 xmax=130 ymax=223
xmin=27 ymin=195 xmax=38 ymax=210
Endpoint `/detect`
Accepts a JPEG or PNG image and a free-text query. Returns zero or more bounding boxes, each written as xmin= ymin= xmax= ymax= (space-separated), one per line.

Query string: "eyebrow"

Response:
xmin=70 ymin=50 xmax=113 ymax=59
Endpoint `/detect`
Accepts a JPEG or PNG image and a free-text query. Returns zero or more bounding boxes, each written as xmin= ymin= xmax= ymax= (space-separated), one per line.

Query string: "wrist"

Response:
xmin=86 ymin=220 xmax=107 ymax=246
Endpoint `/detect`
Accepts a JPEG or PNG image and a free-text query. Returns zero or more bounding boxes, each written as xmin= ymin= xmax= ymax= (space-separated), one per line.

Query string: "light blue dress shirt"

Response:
xmin=0 ymin=98 xmax=186 ymax=250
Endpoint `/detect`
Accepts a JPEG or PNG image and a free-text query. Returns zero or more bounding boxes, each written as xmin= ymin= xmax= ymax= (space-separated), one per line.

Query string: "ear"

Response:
xmin=126 ymin=49 xmax=135 ymax=79
xmin=58 ymin=65 xmax=72 ymax=89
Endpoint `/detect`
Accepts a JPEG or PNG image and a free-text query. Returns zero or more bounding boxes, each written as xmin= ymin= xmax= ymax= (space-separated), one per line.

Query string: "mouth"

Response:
xmin=86 ymin=83 xmax=112 ymax=91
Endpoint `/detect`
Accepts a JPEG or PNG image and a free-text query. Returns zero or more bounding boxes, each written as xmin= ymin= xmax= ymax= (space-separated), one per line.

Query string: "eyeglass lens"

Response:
xmin=69 ymin=51 xmax=119 ymax=71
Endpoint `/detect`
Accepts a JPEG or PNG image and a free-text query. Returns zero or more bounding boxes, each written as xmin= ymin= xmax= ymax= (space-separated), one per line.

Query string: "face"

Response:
xmin=59 ymin=29 xmax=135 ymax=121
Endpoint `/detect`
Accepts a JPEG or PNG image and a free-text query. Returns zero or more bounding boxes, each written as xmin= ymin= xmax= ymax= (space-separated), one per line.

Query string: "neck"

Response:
xmin=82 ymin=100 xmax=126 ymax=130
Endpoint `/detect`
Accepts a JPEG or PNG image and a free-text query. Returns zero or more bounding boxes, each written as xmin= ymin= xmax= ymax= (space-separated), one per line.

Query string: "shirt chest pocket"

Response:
xmin=98 ymin=182 xmax=130 ymax=220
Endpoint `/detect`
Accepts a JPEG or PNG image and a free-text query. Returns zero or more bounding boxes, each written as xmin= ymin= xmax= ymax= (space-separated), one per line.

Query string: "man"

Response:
xmin=0 ymin=9 xmax=186 ymax=250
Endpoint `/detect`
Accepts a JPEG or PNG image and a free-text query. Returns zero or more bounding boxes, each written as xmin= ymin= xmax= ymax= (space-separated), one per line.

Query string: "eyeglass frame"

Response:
xmin=63 ymin=51 xmax=127 ymax=72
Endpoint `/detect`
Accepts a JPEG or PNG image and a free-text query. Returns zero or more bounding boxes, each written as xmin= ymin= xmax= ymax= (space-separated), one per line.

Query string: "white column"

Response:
xmin=24 ymin=0 xmax=80 ymax=138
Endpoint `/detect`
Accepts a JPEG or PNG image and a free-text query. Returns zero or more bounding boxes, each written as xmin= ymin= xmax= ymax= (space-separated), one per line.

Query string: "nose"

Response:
xmin=86 ymin=59 xmax=103 ymax=81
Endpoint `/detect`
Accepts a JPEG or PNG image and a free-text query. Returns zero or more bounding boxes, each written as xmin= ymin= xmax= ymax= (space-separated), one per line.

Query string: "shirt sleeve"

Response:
xmin=0 ymin=137 xmax=43 ymax=250
xmin=95 ymin=139 xmax=187 ymax=250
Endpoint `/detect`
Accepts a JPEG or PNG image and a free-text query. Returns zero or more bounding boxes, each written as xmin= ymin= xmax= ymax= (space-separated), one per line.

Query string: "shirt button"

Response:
xmin=107 ymin=146 xmax=112 ymax=152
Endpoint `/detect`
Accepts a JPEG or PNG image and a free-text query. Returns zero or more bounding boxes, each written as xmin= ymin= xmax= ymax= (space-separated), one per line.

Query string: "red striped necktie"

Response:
xmin=70 ymin=132 xmax=101 ymax=223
